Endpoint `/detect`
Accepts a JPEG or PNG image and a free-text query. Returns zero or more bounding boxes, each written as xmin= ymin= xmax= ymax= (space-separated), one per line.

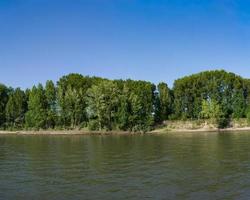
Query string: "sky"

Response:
xmin=1 ymin=0 xmax=250 ymax=89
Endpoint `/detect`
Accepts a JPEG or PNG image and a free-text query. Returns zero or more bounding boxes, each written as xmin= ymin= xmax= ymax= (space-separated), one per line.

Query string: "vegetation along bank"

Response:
xmin=1 ymin=70 xmax=250 ymax=133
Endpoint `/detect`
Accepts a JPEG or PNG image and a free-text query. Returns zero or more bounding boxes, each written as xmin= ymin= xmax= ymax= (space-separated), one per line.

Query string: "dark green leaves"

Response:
xmin=1 ymin=70 xmax=250 ymax=131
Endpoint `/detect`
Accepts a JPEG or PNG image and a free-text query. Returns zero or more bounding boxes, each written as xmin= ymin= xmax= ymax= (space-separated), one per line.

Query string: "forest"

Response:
xmin=1 ymin=70 xmax=250 ymax=132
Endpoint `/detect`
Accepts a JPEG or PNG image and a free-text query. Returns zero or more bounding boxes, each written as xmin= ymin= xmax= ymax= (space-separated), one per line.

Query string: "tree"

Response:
xmin=173 ymin=70 xmax=248 ymax=120
xmin=124 ymin=80 xmax=155 ymax=132
xmin=0 ymin=84 xmax=9 ymax=128
xmin=86 ymin=80 xmax=119 ymax=130
xmin=2 ymin=70 xmax=250 ymax=131
xmin=246 ymin=104 xmax=250 ymax=123
xmin=155 ymin=82 xmax=173 ymax=122
xmin=45 ymin=80 xmax=57 ymax=128
xmin=200 ymin=99 xmax=227 ymax=128
xmin=57 ymin=74 xmax=93 ymax=128
xmin=231 ymin=90 xmax=246 ymax=119
xmin=200 ymin=99 xmax=222 ymax=119
xmin=5 ymin=88 xmax=27 ymax=128
xmin=116 ymin=93 xmax=129 ymax=130
xmin=25 ymin=84 xmax=47 ymax=129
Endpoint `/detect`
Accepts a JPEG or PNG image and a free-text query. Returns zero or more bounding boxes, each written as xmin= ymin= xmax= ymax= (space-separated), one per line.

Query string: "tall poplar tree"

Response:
xmin=25 ymin=84 xmax=47 ymax=129
xmin=45 ymin=80 xmax=57 ymax=128
xmin=0 ymin=84 xmax=9 ymax=127
xmin=5 ymin=88 xmax=27 ymax=128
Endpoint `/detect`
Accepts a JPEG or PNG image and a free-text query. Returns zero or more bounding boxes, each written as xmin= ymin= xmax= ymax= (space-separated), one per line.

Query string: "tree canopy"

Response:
xmin=172 ymin=70 xmax=249 ymax=120
xmin=1 ymin=70 xmax=250 ymax=131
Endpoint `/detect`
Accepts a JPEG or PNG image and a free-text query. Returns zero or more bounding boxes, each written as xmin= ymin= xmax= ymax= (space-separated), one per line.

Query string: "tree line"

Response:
xmin=1 ymin=70 xmax=250 ymax=132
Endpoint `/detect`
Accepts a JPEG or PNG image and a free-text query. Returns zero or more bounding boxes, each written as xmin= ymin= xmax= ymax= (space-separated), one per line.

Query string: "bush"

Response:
xmin=88 ymin=120 xmax=99 ymax=131
xmin=216 ymin=117 xmax=230 ymax=129
xmin=247 ymin=112 xmax=250 ymax=124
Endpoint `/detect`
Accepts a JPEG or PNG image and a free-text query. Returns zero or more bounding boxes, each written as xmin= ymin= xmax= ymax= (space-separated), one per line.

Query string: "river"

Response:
xmin=0 ymin=132 xmax=250 ymax=199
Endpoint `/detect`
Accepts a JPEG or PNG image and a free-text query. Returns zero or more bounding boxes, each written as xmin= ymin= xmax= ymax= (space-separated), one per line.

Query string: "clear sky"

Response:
xmin=1 ymin=0 xmax=250 ymax=89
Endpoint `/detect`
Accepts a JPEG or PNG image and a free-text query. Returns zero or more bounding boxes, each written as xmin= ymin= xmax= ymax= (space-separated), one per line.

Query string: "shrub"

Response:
xmin=88 ymin=120 xmax=99 ymax=131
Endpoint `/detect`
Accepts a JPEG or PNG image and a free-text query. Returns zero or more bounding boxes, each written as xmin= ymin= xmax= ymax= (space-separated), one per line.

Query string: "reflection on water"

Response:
xmin=1 ymin=132 xmax=250 ymax=199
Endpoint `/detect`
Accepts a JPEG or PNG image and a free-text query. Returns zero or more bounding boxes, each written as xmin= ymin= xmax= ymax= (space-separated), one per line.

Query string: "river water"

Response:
xmin=0 ymin=132 xmax=250 ymax=199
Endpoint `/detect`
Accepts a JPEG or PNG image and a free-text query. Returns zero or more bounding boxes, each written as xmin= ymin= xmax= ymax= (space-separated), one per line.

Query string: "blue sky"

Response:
xmin=1 ymin=0 xmax=250 ymax=89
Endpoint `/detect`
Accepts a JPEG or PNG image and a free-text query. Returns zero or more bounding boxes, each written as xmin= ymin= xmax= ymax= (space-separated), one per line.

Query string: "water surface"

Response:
xmin=0 ymin=132 xmax=250 ymax=199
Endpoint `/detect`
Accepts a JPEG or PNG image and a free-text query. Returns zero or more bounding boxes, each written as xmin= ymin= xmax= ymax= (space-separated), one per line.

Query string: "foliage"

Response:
xmin=1 ymin=70 xmax=250 ymax=131
xmin=247 ymin=113 xmax=250 ymax=124
xmin=86 ymin=80 xmax=120 ymax=131
xmin=45 ymin=80 xmax=57 ymax=128
xmin=124 ymin=80 xmax=155 ymax=132
xmin=200 ymin=99 xmax=223 ymax=120
xmin=0 ymin=84 xmax=9 ymax=127
xmin=231 ymin=90 xmax=246 ymax=119
xmin=25 ymin=84 xmax=48 ymax=130
xmin=172 ymin=70 xmax=250 ymax=127
xmin=200 ymin=99 xmax=228 ymax=128
xmin=5 ymin=88 xmax=27 ymax=128
xmin=57 ymin=74 xmax=93 ymax=128
xmin=155 ymin=82 xmax=173 ymax=122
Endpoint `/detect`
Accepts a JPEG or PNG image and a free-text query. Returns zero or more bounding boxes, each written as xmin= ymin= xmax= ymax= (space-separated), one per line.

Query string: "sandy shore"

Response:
xmin=0 ymin=130 xmax=138 ymax=135
xmin=1 ymin=126 xmax=250 ymax=135
xmin=151 ymin=126 xmax=250 ymax=134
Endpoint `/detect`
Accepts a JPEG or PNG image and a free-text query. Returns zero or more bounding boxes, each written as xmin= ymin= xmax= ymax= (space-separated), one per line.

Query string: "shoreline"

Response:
xmin=1 ymin=126 xmax=250 ymax=135
xmin=0 ymin=130 xmax=139 ymax=135
xmin=151 ymin=126 xmax=250 ymax=134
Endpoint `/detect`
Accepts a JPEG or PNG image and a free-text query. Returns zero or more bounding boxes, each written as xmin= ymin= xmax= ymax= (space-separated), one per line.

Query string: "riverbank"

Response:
xmin=2 ymin=127 xmax=250 ymax=135
xmin=1 ymin=119 xmax=250 ymax=135
xmin=0 ymin=130 xmax=138 ymax=135
xmin=151 ymin=119 xmax=250 ymax=133
xmin=151 ymin=126 xmax=250 ymax=134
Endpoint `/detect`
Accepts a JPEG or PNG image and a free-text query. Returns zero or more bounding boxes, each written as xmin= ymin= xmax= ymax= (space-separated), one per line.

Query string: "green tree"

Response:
xmin=200 ymin=99 xmax=222 ymax=119
xmin=200 ymin=99 xmax=227 ymax=128
xmin=2 ymin=70 xmax=250 ymax=131
xmin=57 ymin=74 xmax=93 ymax=128
xmin=116 ymin=93 xmax=129 ymax=130
xmin=173 ymin=70 xmax=248 ymax=120
xmin=231 ymin=90 xmax=246 ymax=119
xmin=25 ymin=84 xmax=47 ymax=129
xmin=5 ymin=88 xmax=27 ymax=128
xmin=0 ymin=84 xmax=9 ymax=128
xmin=155 ymin=82 xmax=173 ymax=122
xmin=45 ymin=80 xmax=57 ymax=128
xmin=246 ymin=104 xmax=250 ymax=123
xmin=124 ymin=80 xmax=155 ymax=132
xmin=86 ymin=80 xmax=119 ymax=130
